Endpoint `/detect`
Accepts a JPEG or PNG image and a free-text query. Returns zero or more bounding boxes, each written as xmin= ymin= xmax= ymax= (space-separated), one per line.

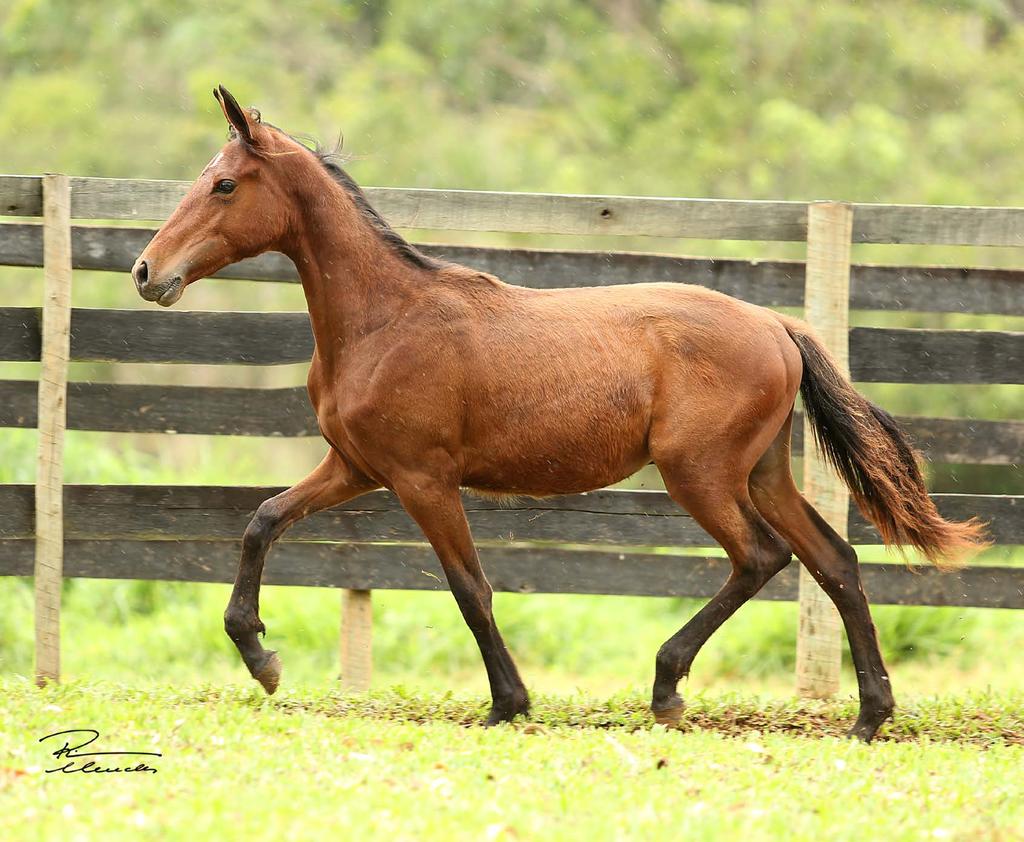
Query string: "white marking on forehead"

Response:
xmin=202 ymin=152 xmax=224 ymax=174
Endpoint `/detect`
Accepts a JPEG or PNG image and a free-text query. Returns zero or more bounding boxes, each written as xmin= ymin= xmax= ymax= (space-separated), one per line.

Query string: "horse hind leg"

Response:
xmin=748 ymin=415 xmax=895 ymax=741
xmin=650 ymin=459 xmax=793 ymax=726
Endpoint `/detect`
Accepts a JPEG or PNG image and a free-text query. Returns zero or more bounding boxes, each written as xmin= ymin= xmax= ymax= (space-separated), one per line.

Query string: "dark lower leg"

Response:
xmin=397 ymin=482 xmax=528 ymax=724
xmin=650 ymin=496 xmax=791 ymax=724
xmin=447 ymin=566 xmax=529 ymax=724
xmin=800 ymin=505 xmax=894 ymax=741
xmin=750 ymin=434 xmax=895 ymax=742
xmin=223 ymin=453 xmax=377 ymax=693
xmin=754 ymin=471 xmax=895 ymax=741
xmin=651 ymin=558 xmax=789 ymax=721
xmin=223 ymin=512 xmax=283 ymax=691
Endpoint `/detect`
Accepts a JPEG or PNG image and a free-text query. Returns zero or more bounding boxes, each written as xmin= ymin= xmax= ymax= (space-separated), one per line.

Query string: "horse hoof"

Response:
xmin=845 ymin=717 xmax=884 ymax=743
xmin=484 ymin=693 xmax=530 ymax=726
xmin=846 ymin=703 xmax=894 ymax=743
xmin=652 ymin=705 xmax=683 ymax=728
xmin=253 ymin=651 xmax=282 ymax=695
xmin=651 ymin=696 xmax=684 ymax=729
xmin=846 ymin=726 xmax=872 ymax=743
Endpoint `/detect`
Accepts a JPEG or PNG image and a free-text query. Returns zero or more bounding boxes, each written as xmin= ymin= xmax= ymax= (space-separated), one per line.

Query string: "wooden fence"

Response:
xmin=0 ymin=175 xmax=1021 ymax=695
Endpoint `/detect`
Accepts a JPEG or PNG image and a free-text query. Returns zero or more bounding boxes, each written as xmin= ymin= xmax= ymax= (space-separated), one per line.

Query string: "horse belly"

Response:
xmin=461 ymin=373 xmax=653 ymax=496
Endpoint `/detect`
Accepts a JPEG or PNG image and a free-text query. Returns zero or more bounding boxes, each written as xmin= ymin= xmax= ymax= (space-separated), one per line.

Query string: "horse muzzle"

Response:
xmin=132 ymin=258 xmax=185 ymax=307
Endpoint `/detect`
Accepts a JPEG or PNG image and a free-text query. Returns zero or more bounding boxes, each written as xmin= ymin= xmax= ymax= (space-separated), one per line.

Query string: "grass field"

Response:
xmin=2 ymin=682 xmax=1022 ymax=841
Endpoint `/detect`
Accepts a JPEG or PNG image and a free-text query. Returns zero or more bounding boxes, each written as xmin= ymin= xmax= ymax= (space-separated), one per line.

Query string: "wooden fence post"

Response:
xmin=796 ymin=201 xmax=853 ymax=699
xmin=340 ymin=589 xmax=372 ymax=691
xmin=34 ymin=174 xmax=72 ymax=687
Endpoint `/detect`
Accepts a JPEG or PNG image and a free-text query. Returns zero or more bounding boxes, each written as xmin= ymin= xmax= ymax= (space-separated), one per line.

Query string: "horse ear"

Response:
xmin=214 ymin=85 xmax=258 ymax=146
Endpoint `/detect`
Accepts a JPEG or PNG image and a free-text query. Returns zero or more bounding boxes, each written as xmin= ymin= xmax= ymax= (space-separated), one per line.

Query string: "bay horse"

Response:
xmin=132 ymin=86 xmax=986 ymax=741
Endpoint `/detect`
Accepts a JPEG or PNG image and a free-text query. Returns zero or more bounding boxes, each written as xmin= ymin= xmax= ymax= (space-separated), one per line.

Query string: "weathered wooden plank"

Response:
xmin=849 ymin=327 xmax=1024 ymax=384
xmin=0 ymin=176 xmax=42 ymax=217
xmin=65 ymin=178 xmax=189 ymax=221
xmin=59 ymin=177 xmax=812 ymax=239
xmin=374 ymin=189 xmax=812 ymax=241
xmin=852 ymin=493 xmax=1022 ymax=547
xmin=0 ymin=308 xmax=41 ymax=361
xmin=1 ymin=380 xmax=1017 ymax=466
xmin=0 ymin=380 xmax=320 ymax=436
xmin=67 ymin=309 xmax=313 ymax=365
xmin=0 ymin=538 xmax=1021 ymax=608
xmin=3 ymin=308 xmax=1022 ymax=382
xmin=0 ymin=223 xmax=299 ymax=283
xmin=1 ymin=307 xmax=314 ymax=365
xmin=852 ymin=203 xmax=1024 ymax=247
xmin=0 ymin=486 xmax=1018 ymax=546
xmin=0 ymin=484 xmax=715 ymax=546
xmin=843 ymin=415 xmax=1024 ymax=467
xmin=4 ymin=222 xmax=1023 ymax=314
xmin=849 ymin=263 xmax=1024 ymax=316
xmin=797 ymin=201 xmax=852 ymax=698
xmin=54 ymin=179 xmax=1024 ymax=245
xmin=5 ymin=177 xmax=1024 ymax=245
xmin=34 ymin=173 xmax=73 ymax=686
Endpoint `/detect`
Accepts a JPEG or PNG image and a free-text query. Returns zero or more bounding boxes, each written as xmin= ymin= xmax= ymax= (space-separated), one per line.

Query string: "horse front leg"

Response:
xmin=393 ymin=473 xmax=529 ymax=724
xmin=224 ymin=450 xmax=379 ymax=693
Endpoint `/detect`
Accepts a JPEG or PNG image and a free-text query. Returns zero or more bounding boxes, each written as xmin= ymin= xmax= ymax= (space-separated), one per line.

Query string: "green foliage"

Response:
xmin=3 ymin=0 xmax=1024 ymax=205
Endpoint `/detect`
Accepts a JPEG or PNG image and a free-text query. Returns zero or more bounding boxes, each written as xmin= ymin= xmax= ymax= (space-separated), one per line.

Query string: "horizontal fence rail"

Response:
xmin=4 ymin=176 xmax=1024 ymax=245
xmin=1 ymin=222 xmax=1023 ymax=315
xmin=2 ymin=307 xmax=1021 ymax=382
xmin=0 ymin=381 xmax=1019 ymax=464
xmin=0 ymin=486 xmax=1020 ymax=609
xmin=0 ymin=539 xmax=1021 ymax=609
xmin=0 ymin=486 xmax=1019 ymax=548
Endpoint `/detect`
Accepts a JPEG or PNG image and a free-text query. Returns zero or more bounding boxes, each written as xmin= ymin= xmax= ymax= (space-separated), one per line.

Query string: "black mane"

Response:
xmin=238 ymin=119 xmax=445 ymax=271
xmin=314 ymin=149 xmax=446 ymax=271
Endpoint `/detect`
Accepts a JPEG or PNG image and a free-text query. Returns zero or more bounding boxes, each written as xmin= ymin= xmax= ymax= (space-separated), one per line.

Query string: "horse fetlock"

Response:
xmin=223 ymin=605 xmax=265 ymax=641
xmin=654 ymin=643 xmax=687 ymax=687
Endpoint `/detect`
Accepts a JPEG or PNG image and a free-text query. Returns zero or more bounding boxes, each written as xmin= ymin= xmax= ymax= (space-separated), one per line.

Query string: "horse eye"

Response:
xmin=214 ymin=179 xmax=236 ymax=194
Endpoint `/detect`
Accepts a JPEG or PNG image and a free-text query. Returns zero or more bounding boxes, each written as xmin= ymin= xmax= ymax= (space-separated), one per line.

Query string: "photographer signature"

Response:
xmin=39 ymin=729 xmax=161 ymax=774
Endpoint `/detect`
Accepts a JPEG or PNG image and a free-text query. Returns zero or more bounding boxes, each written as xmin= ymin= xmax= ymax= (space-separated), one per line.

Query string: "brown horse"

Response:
xmin=133 ymin=86 xmax=986 ymax=741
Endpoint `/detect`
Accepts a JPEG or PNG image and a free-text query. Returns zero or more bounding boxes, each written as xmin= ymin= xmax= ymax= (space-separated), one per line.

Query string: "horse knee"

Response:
xmin=242 ymin=501 xmax=283 ymax=553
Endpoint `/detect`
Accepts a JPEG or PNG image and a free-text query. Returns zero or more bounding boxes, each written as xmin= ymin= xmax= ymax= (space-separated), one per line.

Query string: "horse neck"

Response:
xmin=282 ymin=182 xmax=426 ymax=364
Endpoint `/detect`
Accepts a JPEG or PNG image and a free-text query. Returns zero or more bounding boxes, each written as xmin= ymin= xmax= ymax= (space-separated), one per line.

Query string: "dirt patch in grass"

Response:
xmin=267 ymin=689 xmax=1024 ymax=747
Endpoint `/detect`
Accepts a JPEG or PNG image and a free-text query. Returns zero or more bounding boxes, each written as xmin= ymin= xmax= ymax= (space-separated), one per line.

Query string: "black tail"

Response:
xmin=783 ymin=321 xmax=988 ymax=569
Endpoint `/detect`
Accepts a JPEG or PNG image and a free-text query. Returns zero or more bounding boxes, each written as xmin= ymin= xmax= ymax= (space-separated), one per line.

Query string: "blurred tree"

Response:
xmin=0 ymin=0 xmax=1021 ymax=201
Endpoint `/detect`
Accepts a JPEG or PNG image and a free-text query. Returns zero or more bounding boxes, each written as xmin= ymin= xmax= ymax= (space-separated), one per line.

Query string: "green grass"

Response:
xmin=2 ymin=681 xmax=1023 ymax=842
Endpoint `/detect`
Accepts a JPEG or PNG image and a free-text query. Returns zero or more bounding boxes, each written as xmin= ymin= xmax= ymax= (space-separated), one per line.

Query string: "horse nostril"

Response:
xmin=134 ymin=259 xmax=149 ymax=287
